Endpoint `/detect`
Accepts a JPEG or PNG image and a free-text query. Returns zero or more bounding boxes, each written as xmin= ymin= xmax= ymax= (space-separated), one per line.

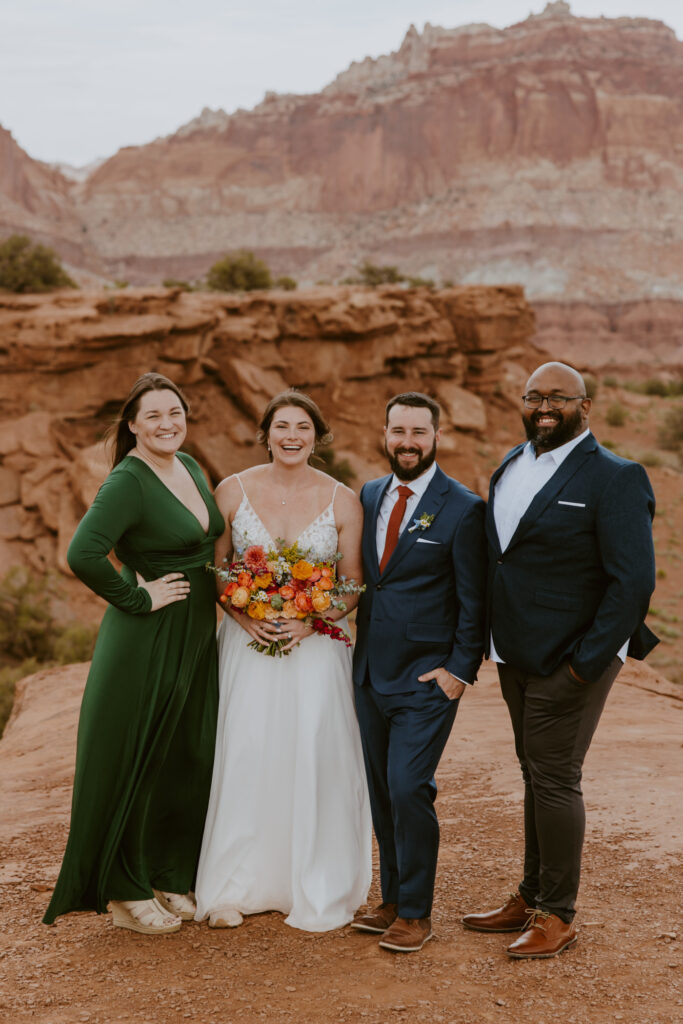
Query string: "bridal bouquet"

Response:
xmin=208 ymin=542 xmax=365 ymax=657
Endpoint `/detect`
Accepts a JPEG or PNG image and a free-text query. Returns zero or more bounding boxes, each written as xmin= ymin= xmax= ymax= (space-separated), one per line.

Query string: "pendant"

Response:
xmin=281 ymin=499 xmax=286 ymax=505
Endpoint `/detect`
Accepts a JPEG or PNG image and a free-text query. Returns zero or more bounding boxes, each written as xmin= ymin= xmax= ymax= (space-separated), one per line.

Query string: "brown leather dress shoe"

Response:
xmin=350 ymin=902 xmax=398 ymax=934
xmin=378 ymin=917 xmax=432 ymax=952
xmin=506 ymin=910 xmax=577 ymax=959
xmin=462 ymin=892 xmax=534 ymax=933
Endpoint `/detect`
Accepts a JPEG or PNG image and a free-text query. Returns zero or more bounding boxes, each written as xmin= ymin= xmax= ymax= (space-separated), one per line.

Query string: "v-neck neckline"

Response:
xmin=238 ymin=493 xmax=334 ymax=551
xmin=127 ymin=453 xmax=211 ymax=536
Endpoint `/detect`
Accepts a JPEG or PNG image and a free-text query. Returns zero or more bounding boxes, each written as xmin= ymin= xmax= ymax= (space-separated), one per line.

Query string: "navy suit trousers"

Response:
xmin=354 ymin=677 xmax=459 ymax=919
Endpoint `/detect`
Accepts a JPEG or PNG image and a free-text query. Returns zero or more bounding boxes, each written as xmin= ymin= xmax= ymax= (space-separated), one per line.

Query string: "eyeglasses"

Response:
xmin=521 ymin=393 xmax=586 ymax=410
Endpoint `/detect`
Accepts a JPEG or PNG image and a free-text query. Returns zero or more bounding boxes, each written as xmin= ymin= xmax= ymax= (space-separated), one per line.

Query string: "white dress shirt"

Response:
xmin=375 ymin=461 xmax=438 ymax=562
xmin=490 ymin=429 xmax=628 ymax=665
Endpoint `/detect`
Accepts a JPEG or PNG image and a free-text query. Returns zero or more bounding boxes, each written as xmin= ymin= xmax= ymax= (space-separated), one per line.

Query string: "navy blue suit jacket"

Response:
xmin=352 ymin=465 xmax=487 ymax=693
xmin=486 ymin=432 xmax=659 ymax=683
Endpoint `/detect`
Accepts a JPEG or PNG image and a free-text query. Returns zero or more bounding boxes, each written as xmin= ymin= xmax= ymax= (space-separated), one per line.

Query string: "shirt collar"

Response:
xmin=524 ymin=428 xmax=590 ymax=467
xmin=388 ymin=460 xmax=438 ymax=498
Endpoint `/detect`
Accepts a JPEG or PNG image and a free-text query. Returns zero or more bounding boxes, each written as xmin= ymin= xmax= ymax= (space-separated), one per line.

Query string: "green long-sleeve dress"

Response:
xmin=43 ymin=452 xmax=224 ymax=924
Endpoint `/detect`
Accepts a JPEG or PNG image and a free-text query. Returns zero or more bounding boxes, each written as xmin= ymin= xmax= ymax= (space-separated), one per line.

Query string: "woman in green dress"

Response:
xmin=43 ymin=372 xmax=224 ymax=935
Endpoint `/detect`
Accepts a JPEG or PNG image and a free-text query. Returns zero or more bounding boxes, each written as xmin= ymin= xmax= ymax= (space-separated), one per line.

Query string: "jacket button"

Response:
xmin=376 ymin=584 xmax=382 ymax=590
xmin=497 ymin=559 xmax=503 ymax=565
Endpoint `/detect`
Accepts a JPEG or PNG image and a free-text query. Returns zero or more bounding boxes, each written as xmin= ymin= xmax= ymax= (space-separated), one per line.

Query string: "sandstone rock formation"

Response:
xmin=3 ymin=4 xmax=683 ymax=309
xmin=0 ymin=284 xmax=537 ymax=614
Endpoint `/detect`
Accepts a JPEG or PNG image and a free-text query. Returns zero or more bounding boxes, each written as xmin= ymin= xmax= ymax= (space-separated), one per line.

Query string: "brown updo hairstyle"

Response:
xmin=256 ymin=390 xmax=333 ymax=462
xmin=107 ymin=372 xmax=190 ymax=468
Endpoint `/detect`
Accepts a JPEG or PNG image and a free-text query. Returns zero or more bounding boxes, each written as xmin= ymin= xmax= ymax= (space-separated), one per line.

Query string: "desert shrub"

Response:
xmin=583 ymin=374 xmax=598 ymax=400
xmin=657 ymin=407 xmax=683 ymax=451
xmin=605 ymin=402 xmax=627 ymax=427
xmin=356 ymin=262 xmax=405 ymax=286
xmin=53 ymin=623 xmax=98 ymax=664
xmin=0 ymin=659 xmax=41 ymax=738
xmin=642 ymin=378 xmax=670 ymax=397
xmin=207 ymin=250 xmax=272 ymax=292
xmin=162 ymin=278 xmax=194 ymax=291
xmin=0 ymin=234 xmax=76 ymax=293
xmin=640 ymin=451 xmax=663 ymax=467
xmin=0 ymin=568 xmax=98 ymax=736
xmin=274 ymin=275 xmax=297 ymax=291
xmin=316 ymin=448 xmax=356 ymax=487
xmin=406 ymin=275 xmax=435 ymax=289
xmin=602 ymin=375 xmax=619 ymax=388
xmin=0 ymin=567 xmax=57 ymax=661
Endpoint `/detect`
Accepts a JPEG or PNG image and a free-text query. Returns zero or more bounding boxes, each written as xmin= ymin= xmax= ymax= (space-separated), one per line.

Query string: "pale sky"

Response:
xmin=1 ymin=0 xmax=682 ymax=167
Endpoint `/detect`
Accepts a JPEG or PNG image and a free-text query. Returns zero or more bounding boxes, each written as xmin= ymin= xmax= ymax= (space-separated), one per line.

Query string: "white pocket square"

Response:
xmin=557 ymin=500 xmax=586 ymax=507
xmin=416 ymin=538 xmax=441 ymax=544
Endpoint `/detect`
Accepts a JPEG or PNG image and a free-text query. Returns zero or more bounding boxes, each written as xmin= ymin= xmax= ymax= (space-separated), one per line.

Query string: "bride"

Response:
xmin=194 ymin=390 xmax=372 ymax=931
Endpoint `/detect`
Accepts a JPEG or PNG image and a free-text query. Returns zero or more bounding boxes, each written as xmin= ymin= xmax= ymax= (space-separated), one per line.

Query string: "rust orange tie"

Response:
xmin=379 ymin=485 xmax=413 ymax=574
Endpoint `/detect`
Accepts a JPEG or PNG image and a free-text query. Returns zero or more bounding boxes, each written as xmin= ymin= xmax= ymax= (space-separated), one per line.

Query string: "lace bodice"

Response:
xmin=231 ymin=479 xmax=340 ymax=563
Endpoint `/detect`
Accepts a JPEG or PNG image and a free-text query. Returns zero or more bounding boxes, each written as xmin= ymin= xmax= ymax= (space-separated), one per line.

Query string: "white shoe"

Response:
xmin=208 ymin=907 xmax=243 ymax=928
xmin=154 ymin=890 xmax=197 ymax=921
xmin=110 ymin=898 xmax=182 ymax=935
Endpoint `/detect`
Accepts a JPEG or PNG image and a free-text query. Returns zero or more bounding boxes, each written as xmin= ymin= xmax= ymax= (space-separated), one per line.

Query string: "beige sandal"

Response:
xmin=154 ymin=890 xmax=197 ymax=921
xmin=110 ymin=898 xmax=182 ymax=935
xmin=208 ymin=907 xmax=243 ymax=928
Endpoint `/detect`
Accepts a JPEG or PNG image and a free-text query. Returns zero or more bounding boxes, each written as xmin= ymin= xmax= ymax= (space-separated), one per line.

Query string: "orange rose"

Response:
xmin=237 ymin=571 xmax=253 ymax=589
xmin=230 ymin=586 xmax=250 ymax=608
xmin=282 ymin=600 xmax=299 ymax=619
xmin=253 ymin=573 xmax=273 ymax=589
xmin=247 ymin=601 xmax=266 ymax=619
xmin=224 ymin=580 xmax=238 ymax=596
xmin=317 ymin=576 xmax=334 ymax=591
xmin=291 ymin=560 xmax=314 ymax=581
xmin=279 ymin=584 xmax=296 ymax=600
xmin=320 ymin=567 xmax=334 ymax=578
xmin=295 ymin=591 xmax=313 ymax=613
xmin=308 ymin=567 xmax=322 ymax=583
xmin=311 ymin=589 xmax=331 ymax=612
xmin=264 ymin=604 xmax=280 ymax=621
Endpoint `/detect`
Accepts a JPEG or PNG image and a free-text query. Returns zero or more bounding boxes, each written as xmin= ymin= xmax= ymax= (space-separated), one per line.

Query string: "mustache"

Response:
xmin=394 ymin=447 xmax=421 ymax=455
xmin=530 ymin=412 xmax=561 ymax=424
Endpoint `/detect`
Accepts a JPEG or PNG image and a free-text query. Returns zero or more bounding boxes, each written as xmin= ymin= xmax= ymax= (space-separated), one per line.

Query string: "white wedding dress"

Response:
xmin=194 ymin=480 xmax=372 ymax=931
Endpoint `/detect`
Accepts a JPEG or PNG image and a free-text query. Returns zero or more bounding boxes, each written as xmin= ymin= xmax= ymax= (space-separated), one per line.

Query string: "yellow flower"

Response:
xmin=263 ymin=604 xmax=280 ymax=621
xmin=253 ymin=573 xmax=273 ymax=589
xmin=291 ymin=560 xmax=314 ymax=580
xmin=247 ymin=601 xmax=266 ymax=620
xmin=311 ymin=589 xmax=331 ymax=612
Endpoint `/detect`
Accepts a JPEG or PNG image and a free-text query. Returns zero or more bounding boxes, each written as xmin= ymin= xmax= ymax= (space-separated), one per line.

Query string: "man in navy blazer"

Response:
xmin=351 ymin=392 xmax=487 ymax=953
xmin=463 ymin=362 xmax=658 ymax=959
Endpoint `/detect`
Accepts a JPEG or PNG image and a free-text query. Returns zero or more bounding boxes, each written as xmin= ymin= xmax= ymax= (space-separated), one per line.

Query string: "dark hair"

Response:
xmin=107 ymin=372 xmax=190 ymax=468
xmin=257 ymin=390 xmax=333 ymax=461
xmin=385 ymin=392 xmax=441 ymax=429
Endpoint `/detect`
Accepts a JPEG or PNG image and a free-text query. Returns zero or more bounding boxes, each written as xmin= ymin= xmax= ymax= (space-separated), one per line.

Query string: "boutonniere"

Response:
xmin=408 ymin=513 xmax=435 ymax=534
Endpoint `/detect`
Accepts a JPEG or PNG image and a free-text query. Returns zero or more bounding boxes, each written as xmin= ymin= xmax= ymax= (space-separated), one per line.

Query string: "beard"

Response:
xmin=523 ymin=405 xmax=584 ymax=451
xmin=385 ymin=438 xmax=438 ymax=481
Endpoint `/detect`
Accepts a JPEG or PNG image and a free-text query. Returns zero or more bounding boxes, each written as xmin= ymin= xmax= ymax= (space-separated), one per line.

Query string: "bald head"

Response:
xmin=525 ymin=362 xmax=586 ymax=396
xmin=522 ymin=362 xmax=591 ymax=454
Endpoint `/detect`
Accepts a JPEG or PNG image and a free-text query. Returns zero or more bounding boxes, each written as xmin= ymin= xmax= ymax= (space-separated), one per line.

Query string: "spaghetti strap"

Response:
xmin=235 ymin=474 xmax=247 ymax=497
xmin=331 ymin=480 xmax=341 ymax=503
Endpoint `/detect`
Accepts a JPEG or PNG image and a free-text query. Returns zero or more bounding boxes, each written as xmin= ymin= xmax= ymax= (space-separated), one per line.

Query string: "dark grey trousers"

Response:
xmin=498 ymin=656 xmax=621 ymax=923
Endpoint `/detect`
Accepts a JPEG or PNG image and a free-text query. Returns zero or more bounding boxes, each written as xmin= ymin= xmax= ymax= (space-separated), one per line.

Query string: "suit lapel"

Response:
xmin=380 ymin=465 xmax=449 ymax=578
xmin=365 ymin=475 xmax=392 ymax=581
xmin=505 ymin=433 xmax=598 ymax=551
xmin=486 ymin=443 xmax=525 ymax=555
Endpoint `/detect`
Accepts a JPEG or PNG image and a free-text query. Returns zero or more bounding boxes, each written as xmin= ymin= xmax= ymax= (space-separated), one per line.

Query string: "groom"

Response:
xmin=352 ymin=392 xmax=487 ymax=952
